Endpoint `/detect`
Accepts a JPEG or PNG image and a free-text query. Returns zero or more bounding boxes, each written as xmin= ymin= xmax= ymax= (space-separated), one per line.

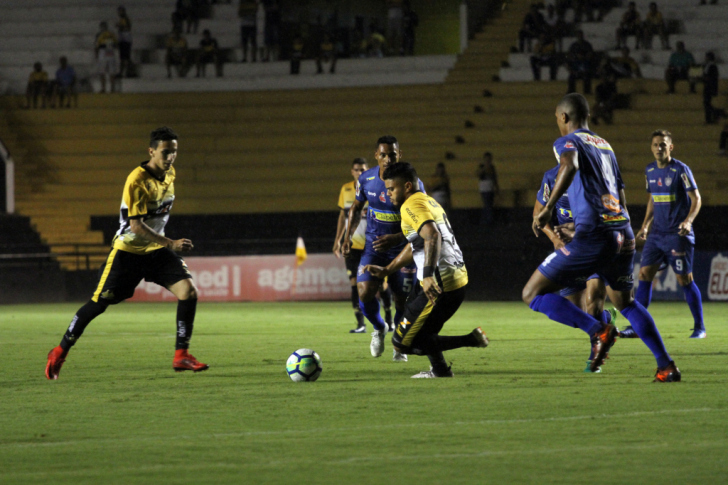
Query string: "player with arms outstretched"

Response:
xmin=366 ymin=162 xmax=489 ymax=378
xmin=45 ymin=127 xmax=208 ymax=380
xmin=522 ymin=94 xmax=680 ymax=382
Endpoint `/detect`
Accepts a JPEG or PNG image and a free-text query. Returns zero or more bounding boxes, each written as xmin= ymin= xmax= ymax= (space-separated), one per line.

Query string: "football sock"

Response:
xmin=601 ymin=310 xmax=612 ymax=324
xmin=393 ymin=308 xmax=403 ymax=326
xmin=60 ymin=300 xmax=108 ymax=351
xmin=681 ymin=281 xmax=705 ymax=330
xmin=427 ymin=351 xmax=450 ymax=376
xmin=175 ymin=298 xmax=197 ymax=350
xmin=620 ymin=301 xmax=671 ymax=368
xmin=635 ymin=280 xmax=653 ymax=308
xmin=350 ymin=286 xmax=359 ymax=310
xmin=354 ymin=310 xmax=365 ymax=328
xmin=359 ymin=298 xmax=386 ymax=331
xmin=379 ymin=286 xmax=392 ymax=308
xmin=529 ymin=294 xmax=602 ymax=336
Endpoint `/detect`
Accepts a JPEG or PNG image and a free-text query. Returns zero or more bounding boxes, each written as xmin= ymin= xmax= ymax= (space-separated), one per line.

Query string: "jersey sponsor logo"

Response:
xmin=543 ymin=183 xmax=551 ymax=202
xmin=681 ymin=173 xmax=692 ymax=189
xmin=652 ymin=194 xmax=676 ymax=203
xmin=602 ymin=214 xmax=628 ymax=223
xmin=371 ymin=211 xmax=401 ymax=223
xmin=665 ymin=176 xmax=672 ymax=187
xmin=366 ymin=176 xmax=375 ymax=181
xmin=576 ymin=133 xmax=612 ymax=151
xmin=649 ymin=179 xmax=656 ymax=183
xmin=601 ymin=194 xmax=620 ymax=212
xmin=379 ymin=192 xmax=386 ymax=203
xmin=708 ymin=253 xmax=728 ymax=300
xmin=671 ymin=250 xmax=686 ymax=257
xmin=616 ymin=274 xmax=634 ymax=284
xmin=564 ymin=141 xmax=575 ymax=149
xmin=557 ymin=208 xmax=572 ymax=218
xmin=367 ymin=191 xmax=377 ymax=196
xmin=406 ymin=208 xmax=419 ymax=223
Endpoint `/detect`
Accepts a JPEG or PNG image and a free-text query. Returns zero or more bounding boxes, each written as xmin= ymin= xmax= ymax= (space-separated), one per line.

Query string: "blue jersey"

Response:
xmin=355 ymin=166 xmax=426 ymax=249
xmin=537 ymin=165 xmax=573 ymax=226
xmin=645 ymin=158 xmax=697 ymax=239
xmin=553 ymin=129 xmax=629 ymax=234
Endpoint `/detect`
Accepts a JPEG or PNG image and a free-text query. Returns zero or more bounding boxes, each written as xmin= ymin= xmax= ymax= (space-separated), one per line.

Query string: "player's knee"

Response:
xmin=676 ymin=273 xmax=693 ymax=286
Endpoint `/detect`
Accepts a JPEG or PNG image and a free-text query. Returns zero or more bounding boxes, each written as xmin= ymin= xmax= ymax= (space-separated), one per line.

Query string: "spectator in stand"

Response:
xmin=255 ymin=0 xmax=267 ymax=62
xmin=316 ymin=33 xmax=337 ymax=74
xmin=718 ymin=123 xmax=728 ymax=156
xmin=591 ymin=73 xmax=618 ymax=125
xmin=290 ymin=34 xmax=304 ymax=74
xmin=519 ymin=5 xmax=546 ymax=53
xmin=530 ymin=32 xmax=559 ymax=81
xmin=196 ymin=29 xmax=222 ymax=77
xmin=543 ymin=4 xmax=566 ymax=52
xmin=368 ymin=27 xmax=387 ymax=58
xmin=428 ymin=163 xmax=451 ymax=212
xmin=477 ymin=152 xmax=499 ymax=226
xmin=25 ymin=62 xmax=49 ymax=109
xmin=566 ymin=30 xmax=594 ymax=94
xmin=165 ymin=26 xmax=189 ymax=78
xmin=116 ymin=6 xmax=132 ymax=78
xmin=575 ymin=0 xmax=613 ymax=23
xmin=703 ymin=52 xmax=720 ymax=124
xmin=610 ymin=47 xmax=642 ymax=79
xmin=386 ymin=0 xmax=404 ymax=55
xmin=175 ymin=0 xmax=200 ymax=34
xmin=665 ymin=41 xmax=696 ymax=94
xmin=615 ymin=2 xmax=642 ymax=50
xmin=402 ymin=0 xmax=418 ymax=56
xmin=52 ymin=56 xmax=77 ymax=108
xmin=643 ymin=2 xmax=669 ymax=50
xmin=95 ymin=21 xmax=118 ymax=93
xmin=239 ymin=0 xmax=257 ymax=62
xmin=264 ymin=0 xmax=281 ymax=61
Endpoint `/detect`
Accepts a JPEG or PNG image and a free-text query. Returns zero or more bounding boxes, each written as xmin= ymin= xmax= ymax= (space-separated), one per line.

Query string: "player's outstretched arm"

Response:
xmin=129 ymin=219 xmax=193 ymax=252
xmin=679 ymin=189 xmax=702 ymax=236
xmin=420 ymin=222 xmax=443 ymax=303
xmin=342 ymin=199 xmax=363 ymax=256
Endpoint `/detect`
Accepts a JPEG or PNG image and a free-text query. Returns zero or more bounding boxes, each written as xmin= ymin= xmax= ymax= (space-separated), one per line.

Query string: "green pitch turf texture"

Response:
xmin=1 ymin=301 xmax=726 ymax=485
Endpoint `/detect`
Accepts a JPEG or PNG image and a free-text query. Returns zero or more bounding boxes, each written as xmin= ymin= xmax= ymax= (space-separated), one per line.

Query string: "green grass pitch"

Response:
xmin=1 ymin=301 xmax=727 ymax=484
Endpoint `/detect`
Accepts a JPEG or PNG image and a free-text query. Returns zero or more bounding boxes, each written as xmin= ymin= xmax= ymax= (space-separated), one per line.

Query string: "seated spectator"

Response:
xmin=116 ymin=6 xmax=133 ymax=78
xmin=289 ymin=34 xmax=304 ymax=75
xmin=428 ymin=163 xmax=451 ymax=212
xmin=165 ymin=27 xmax=189 ymax=78
xmin=642 ymin=2 xmax=669 ymax=50
xmin=530 ymin=33 xmax=559 ymax=81
xmin=615 ymin=2 xmax=642 ymax=50
xmin=665 ymin=41 xmax=696 ymax=94
xmin=703 ymin=52 xmax=722 ymax=124
xmin=196 ymin=29 xmax=222 ymax=77
xmin=591 ymin=73 xmax=618 ymax=125
xmin=700 ymin=0 xmax=718 ymax=4
xmin=402 ymin=0 xmax=418 ymax=56
xmin=519 ymin=5 xmax=546 ymax=53
xmin=368 ymin=28 xmax=387 ymax=58
xmin=95 ymin=21 xmax=118 ymax=93
xmin=316 ymin=33 xmax=337 ymax=74
xmin=25 ymin=62 xmax=49 ymax=109
xmin=610 ymin=47 xmax=643 ymax=79
xmin=543 ymin=4 xmax=566 ymax=52
xmin=566 ymin=30 xmax=594 ymax=94
xmin=52 ymin=56 xmax=77 ymax=108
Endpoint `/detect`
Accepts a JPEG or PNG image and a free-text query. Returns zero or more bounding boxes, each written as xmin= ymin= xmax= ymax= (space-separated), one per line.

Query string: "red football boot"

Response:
xmin=173 ymin=349 xmax=209 ymax=373
xmin=654 ymin=361 xmax=681 ymax=383
xmin=590 ymin=323 xmax=618 ymax=372
xmin=45 ymin=346 xmax=68 ymax=380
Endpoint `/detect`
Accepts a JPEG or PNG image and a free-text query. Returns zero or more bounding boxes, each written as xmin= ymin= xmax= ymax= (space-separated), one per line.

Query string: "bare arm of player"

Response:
xmin=532 ymin=199 xmax=564 ymax=249
xmin=420 ymin=221 xmax=443 ymax=304
xmin=679 ymin=189 xmax=702 ymax=236
xmin=372 ymin=232 xmax=406 ymax=252
xmin=342 ymin=199 xmax=363 ymax=257
xmin=333 ymin=209 xmax=347 ymax=258
xmin=365 ymin=244 xmax=414 ymax=280
xmin=637 ymin=196 xmax=654 ymax=240
xmin=129 ymin=218 xmax=193 ymax=253
xmin=534 ymin=151 xmax=577 ymax=235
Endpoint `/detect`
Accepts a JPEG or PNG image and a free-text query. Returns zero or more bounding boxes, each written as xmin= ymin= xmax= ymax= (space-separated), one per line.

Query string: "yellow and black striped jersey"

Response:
xmin=113 ymin=162 xmax=175 ymax=255
xmin=338 ymin=180 xmax=367 ymax=250
xmin=400 ymin=192 xmax=468 ymax=292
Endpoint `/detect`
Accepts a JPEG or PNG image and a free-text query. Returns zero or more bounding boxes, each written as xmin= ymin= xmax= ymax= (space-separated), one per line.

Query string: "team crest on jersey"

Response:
xmin=681 ymin=173 xmax=691 ymax=188
xmin=665 ymin=176 xmax=672 ymax=187
xmin=543 ymin=183 xmax=551 ymax=201
xmin=657 ymin=178 xmax=662 ymax=187
xmin=564 ymin=142 xmax=575 ymax=149
xmin=379 ymin=192 xmax=386 ymax=203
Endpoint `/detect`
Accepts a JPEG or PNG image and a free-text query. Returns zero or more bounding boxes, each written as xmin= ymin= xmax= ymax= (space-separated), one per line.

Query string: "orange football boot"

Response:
xmin=45 ymin=346 xmax=68 ymax=380
xmin=173 ymin=349 xmax=209 ymax=373
xmin=590 ymin=323 xmax=618 ymax=372
xmin=654 ymin=361 xmax=681 ymax=383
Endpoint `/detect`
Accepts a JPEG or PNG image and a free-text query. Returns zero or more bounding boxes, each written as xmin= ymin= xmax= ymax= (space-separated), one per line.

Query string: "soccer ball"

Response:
xmin=286 ymin=349 xmax=322 ymax=382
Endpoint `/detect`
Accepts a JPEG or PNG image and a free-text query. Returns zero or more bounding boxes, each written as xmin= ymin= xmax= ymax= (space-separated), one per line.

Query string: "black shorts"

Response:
xmin=345 ymin=248 xmax=363 ymax=280
xmin=392 ymin=283 xmax=466 ymax=353
xmin=91 ymin=247 xmax=191 ymax=304
xmin=119 ymin=41 xmax=131 ymax=61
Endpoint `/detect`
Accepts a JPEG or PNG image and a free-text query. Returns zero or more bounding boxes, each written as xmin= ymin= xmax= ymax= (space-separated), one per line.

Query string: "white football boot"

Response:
xmin=411 ymin=367 xmax=454 ymax=378
xmin=370 ymin=327 xmax=386 ymax=357
xmin=392 ymin=349 xmax=408 ymax=362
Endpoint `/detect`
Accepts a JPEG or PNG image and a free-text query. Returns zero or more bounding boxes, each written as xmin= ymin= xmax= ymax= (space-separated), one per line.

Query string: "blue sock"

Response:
xmin=635 ymin=280 xmax=653 ymax=308
xmin=620 ymin=301 xmax=671 ymax=368
xmin=682 ymin=281 xmax=705 ymax=331
xmin=359 ymin=299 xmax=386 ymax=331
xmin=601 ymin=309 xmax=612 ymax=324
xmin=529 ymin=294 xmax=603 ymax=336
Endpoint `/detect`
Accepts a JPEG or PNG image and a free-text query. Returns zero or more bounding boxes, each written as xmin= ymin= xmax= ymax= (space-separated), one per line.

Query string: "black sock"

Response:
xmin=60 ymin=300 xmax=108 ymax=351
xmin=176 ymin=298 xmax=197 ymax=350
xmin=427 ymin=351 xmax=449 ymax=375
xmin=437 ymin=334 xmax=477 ymax=352
xmin=380 ymin=286 xmax=392 ymax=309
xmin=350 ymin=286 xmax=359 ymax=310
xmin=355 ymin=310 xmax=365 ymax=327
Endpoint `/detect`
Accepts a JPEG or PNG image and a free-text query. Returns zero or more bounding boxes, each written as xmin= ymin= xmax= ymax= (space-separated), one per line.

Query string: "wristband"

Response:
xmin=423 ymin=267 xmax=436 ymax=278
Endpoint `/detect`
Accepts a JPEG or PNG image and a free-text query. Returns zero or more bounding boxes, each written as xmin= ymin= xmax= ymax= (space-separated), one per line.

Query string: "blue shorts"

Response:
xmin=358 ymin=243 xmax=417 ymax=296
xmin=539 ymin=228 xmax=636 ymax=292
xmin=641 ymin=232 xmax=694 ymax=275
xmin=559 ymin=274 xmax=604 ymax=298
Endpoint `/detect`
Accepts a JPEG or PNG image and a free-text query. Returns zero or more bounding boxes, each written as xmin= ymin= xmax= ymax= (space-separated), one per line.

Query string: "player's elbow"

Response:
xmin=521 ymin=284 xmax=537 ymax=306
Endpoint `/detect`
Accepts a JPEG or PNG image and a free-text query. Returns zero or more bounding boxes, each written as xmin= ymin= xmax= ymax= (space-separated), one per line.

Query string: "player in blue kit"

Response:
xmin=624 ymin=130 xmax=705 ymax=339
xmin=534 ymin=165 xmax=618 ymax=373
xmin=342 ymin=136 xmax=425 ymax=361
xmin=522 ymin=93 xmax=681 ymax=382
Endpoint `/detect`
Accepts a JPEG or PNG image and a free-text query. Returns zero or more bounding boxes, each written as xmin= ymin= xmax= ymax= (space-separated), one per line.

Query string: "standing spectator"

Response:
xmin=290 ymin=34 xmax=304 ymax=74
xmin=428 ymin=163 xmax=451 ymax=212
xmin=665 ymin=41 xmax=696 ymax=94
xmin=477 ymin=152 xmax=498 ymax=226
xmin=52 ymin=56 xmax=77 ymax=108
xmin=700 ymin=0 xmax=719 ymax=5
xmin=239 ymin=0 xmax=257 ymax=62
xmin=703 ymin=52 xmax=720 ymax=124
xmin=368 ymin=27 xmax=387 ymax=58
xmin=175 ymin=0 xmax=200 ymax=34
xmin=264 ymin=0 xmax=281 ymax=61
xmin=530 ymin=32 xmax=559 ymax=81
xmin=402 ymin=0 xmax=418 ymax=56
xmin=316 ymin=33 xmax=337 ymax=74
xmin=255 ymin=0 xmax=267 ymax=62
xmin=543 ymin=4 xmax=566 ymax=52
xmin=196 ymin=29 xmax=222 ymax=77
xmin=615 ymin=2 xmax=642 ymax=50
xmin=165 ymin=27 xmax=189 ymax=78
xmin=609 ymin=47 xmax=642 ymax=79
xmin=386 ymin=0 xmax=404 ymax=55
xmin=116 ymin=6 xmax=133 ymax=78
xmin=25 ymin=62 xmax=49 ymax=109
xmin=95 ymin=21 xmax=118 ymax=93
xmin=566 ymin=30 xmax=594 ymax=94
xmin=591 ymin=73 xmax=618 ymax=125
xmin=519 ymin=5 xmax=546 ymax=53
xmin=643 ymin=2 xmax=669 ymax=50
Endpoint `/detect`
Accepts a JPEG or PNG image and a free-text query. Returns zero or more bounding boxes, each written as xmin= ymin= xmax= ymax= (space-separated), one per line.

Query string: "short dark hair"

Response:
xmin=382 ymin=162 xmax=418 ymax=185
xmin=376 ymin=135 xmax=398 ymax=147
xmin=557 ymin=93 xmax=590 ymax=124
xmin=651 ymin=129 xmax=672 ymax=141
xmin=706 ymin=51 xmax=715 ymax=61
xmin=352 ymin=157 xmax=367 ymax=166
xmin=150 ymin=126 xmax=178 ymax=148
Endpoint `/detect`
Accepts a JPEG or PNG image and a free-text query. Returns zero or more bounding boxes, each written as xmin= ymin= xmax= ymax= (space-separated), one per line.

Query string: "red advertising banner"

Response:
xmin=129 ymin=254 xmax=351 ymax=302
